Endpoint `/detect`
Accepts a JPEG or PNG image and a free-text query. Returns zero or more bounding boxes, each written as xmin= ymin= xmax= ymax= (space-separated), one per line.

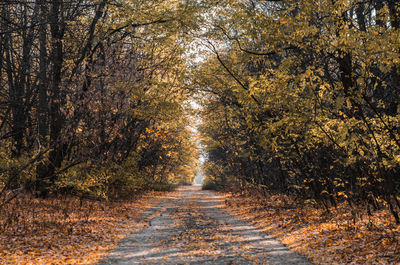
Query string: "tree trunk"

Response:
xmin=38 ymin=0 xmax=48 ymax=146
xmin=9 ymin=9 xmax=26 ymax=157
xmin=35 ymin=0 xmax=50 ymax=194
xmin=388 ymin=1 xmax=400 ymax=115
xmin=37 ymin=0 xmax=65 ymax=197
xmin=356 ymin=2 xmax=366 ymax=31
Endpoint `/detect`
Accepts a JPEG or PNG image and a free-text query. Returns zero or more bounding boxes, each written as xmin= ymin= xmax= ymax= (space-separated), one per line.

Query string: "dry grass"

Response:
xmin=223 ymin=190 xmax=400 ymax=264
xmin=0 ymin=191 xmax=172 ymax=264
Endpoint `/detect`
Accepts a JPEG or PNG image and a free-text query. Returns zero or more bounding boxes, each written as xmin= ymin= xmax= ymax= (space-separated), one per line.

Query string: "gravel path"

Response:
xmin=99 ymin=186 xmax=312 ymax=264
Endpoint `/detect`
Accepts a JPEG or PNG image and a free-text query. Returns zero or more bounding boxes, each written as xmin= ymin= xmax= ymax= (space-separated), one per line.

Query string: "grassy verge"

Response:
xmin=223 ymin=190 xmax=400 ymax=264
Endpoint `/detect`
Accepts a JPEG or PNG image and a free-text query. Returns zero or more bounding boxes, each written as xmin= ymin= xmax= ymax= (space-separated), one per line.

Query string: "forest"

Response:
xmin=0 ymin=0 xmax=399 ymax=264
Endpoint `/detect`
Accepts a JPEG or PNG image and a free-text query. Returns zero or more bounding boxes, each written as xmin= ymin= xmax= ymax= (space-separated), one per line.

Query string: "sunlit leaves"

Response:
xmin=198 ymin=0 xmax=400 ymax=228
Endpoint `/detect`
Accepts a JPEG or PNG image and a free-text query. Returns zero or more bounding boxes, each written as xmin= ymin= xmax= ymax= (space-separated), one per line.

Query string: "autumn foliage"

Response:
xmin=1 ymin=0 xmax=400 ymax=263
xmin=0 ymin=0 xmax=199 ymax=199
xmin=198 ymin=0 xmax=400 ymax=226
xmin=0 ymin=1 xmax=199 ymax=262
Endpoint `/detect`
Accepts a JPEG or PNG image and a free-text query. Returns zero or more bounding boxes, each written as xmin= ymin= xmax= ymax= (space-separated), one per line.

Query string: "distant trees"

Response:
xmin=198 ymin=0 xmax=400 ymax=222
xmin=0 ymin=0 xmax=199 ymax=200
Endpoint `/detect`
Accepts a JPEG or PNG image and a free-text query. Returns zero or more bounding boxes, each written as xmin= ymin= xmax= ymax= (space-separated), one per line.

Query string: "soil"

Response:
xmin=98 ymin=186 xmax=312 ymax=265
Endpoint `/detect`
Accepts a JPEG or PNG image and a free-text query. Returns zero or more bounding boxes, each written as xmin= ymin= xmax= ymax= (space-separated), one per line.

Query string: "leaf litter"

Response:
xmin=0 ymin=191 xmax=174 ymax=264
xmin=223 ymin=190 xmax=400 ymax=264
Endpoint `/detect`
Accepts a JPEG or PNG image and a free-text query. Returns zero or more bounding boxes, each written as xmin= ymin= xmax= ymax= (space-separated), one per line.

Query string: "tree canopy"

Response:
xmin=0 ymin=0 xmax=399 ymax=224
xmin=197 ymin=0 xmax=400 ymax=222
xmin=0 ymin=0 xmax=200 ymax=199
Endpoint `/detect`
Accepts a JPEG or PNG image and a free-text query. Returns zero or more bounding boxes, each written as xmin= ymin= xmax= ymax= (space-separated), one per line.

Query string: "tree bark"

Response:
xmin=37 ymin=0 xmax=65 ymax=197
xmin=38 ymin=0 xmax=48 ymax=145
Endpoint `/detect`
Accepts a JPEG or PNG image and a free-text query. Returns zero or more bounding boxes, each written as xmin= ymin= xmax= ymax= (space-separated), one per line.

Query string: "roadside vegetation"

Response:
xmin=1 ymin=0 xmax=399 ymax=263
xmin=199 ymin=1 xmax=400 ymax=263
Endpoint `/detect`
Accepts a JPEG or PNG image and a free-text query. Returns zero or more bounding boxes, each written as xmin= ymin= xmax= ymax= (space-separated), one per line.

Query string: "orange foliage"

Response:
xmin=0 ymin=192 xmax=171 ymax=264
xmin=223 ymin=191 xmax=400 ymax=264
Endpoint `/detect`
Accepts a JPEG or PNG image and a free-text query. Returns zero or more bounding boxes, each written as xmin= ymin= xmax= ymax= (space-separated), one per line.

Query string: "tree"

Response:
xmin=197 ymin=0 xmax=400 ymax=221
xmin=0 ymin=0 xmax=201 ymax=199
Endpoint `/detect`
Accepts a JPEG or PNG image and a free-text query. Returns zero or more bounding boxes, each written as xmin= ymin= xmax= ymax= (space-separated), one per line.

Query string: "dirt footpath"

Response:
xmin=98 ymin=186 xmax=312 ymax=264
